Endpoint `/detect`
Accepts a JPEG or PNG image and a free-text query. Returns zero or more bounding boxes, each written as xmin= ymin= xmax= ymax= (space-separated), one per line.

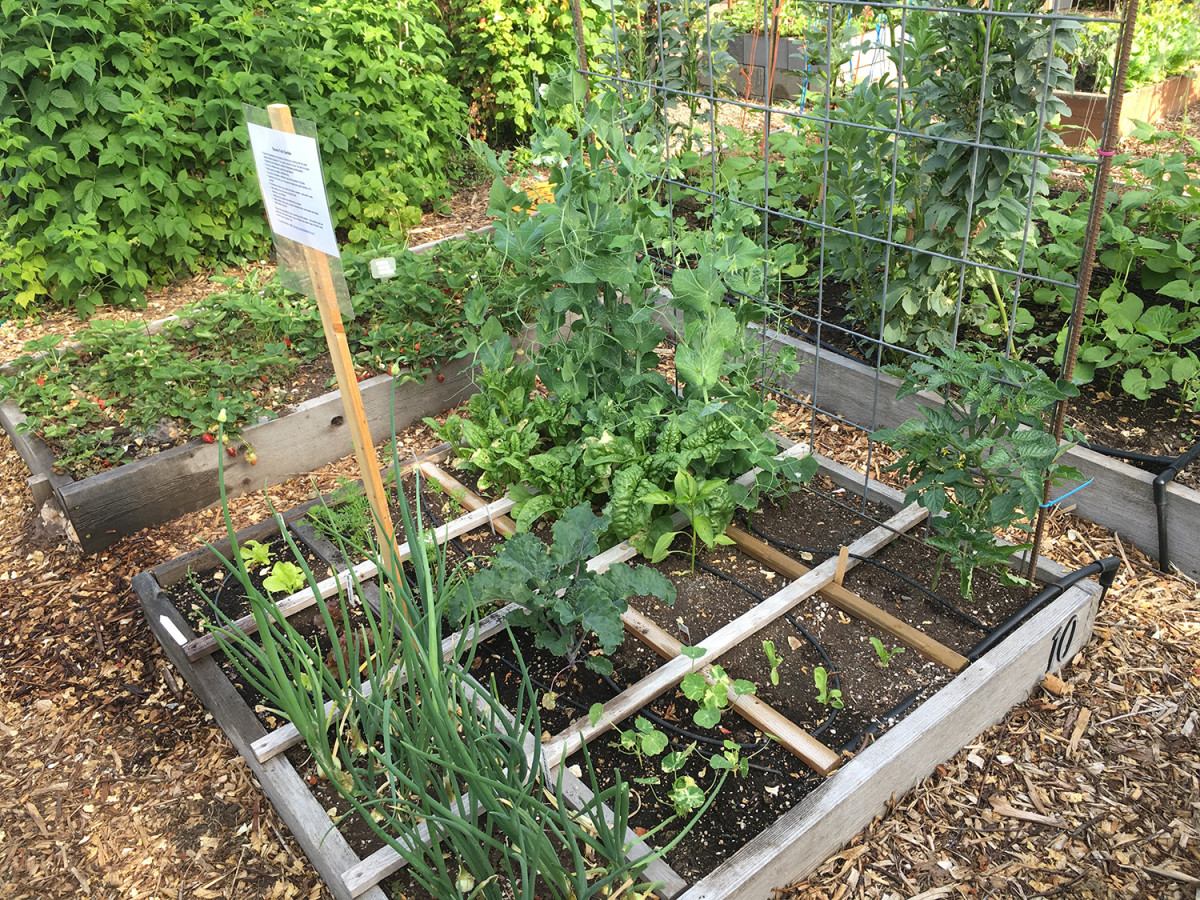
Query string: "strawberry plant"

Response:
xmin=1 ymin=234 xmax=533 ymax=478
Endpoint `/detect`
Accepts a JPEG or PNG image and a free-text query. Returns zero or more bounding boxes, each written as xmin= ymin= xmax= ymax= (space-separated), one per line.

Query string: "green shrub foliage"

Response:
xmin=0 ymin=0 xmax=466 ymax=316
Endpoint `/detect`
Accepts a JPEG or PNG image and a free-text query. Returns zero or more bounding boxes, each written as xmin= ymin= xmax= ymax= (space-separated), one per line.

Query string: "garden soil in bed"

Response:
xmin=469 ymin=476 xmax=1038 ymax=886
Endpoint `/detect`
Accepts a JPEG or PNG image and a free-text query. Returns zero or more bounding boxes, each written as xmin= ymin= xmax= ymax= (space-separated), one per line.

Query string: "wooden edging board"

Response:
xmin=135 ymin=449 xmax=1103 ymax=900
xmin=756 ymin=324 xmax=1200 ymax=580
xmin=0 ymin=227 xmax=497 ymax=555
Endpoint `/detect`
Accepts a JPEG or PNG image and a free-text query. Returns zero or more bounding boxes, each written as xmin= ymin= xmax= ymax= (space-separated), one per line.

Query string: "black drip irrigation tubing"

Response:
xmin=1155 ymin=437 xmax=1200 ymax=573
xmin=966 ymin=557 xmax=1120 ymax=662
xmin=738 ymin=514 xmax=989 ymax=632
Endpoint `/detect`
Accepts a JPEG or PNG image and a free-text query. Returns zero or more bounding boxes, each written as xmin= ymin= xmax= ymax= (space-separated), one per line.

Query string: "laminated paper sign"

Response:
xmin=246 ymin=121 xmax=340 ymax=259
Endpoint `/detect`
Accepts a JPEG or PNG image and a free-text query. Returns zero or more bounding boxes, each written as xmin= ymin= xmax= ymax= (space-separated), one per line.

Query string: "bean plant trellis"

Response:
xmin=564 ymin=0 xmax=1138 ymax=581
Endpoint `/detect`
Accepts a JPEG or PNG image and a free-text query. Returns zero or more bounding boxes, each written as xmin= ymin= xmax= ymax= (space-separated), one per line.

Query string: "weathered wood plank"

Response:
xmin=725 ymin=524 xmax=969 ymax=672
xmin=620 ymin=605 xmax=841 ymax=775
xmin=673 ymin=578 xmax=1101 ymax=900
xmin=60 ymin=357 xmax=478 ymax=553
xmin=542 ymin=502 xmax=928 ymax=767
xmin=132 ymin=573 xmax=387 ymax=900
xmin=184 ymin=496 xmax=516 ymax=660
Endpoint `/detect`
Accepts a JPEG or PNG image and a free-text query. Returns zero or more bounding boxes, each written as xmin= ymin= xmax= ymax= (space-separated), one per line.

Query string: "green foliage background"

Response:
xmin=1 ymin=0 xmax=466 ymax=316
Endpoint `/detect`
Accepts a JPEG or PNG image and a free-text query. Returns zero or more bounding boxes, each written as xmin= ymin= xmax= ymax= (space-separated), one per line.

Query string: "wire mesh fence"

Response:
xmin=572 ymin=0 xmax=1134 ymax=567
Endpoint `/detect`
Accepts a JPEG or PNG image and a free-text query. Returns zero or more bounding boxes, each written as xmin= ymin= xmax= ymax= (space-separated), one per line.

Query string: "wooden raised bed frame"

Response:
xmin=133 ymin=447 xmax=1104 ymax=900
xmin=756 ymin=324 xmax=1200 ymax=580
xmin=1053 ymin=70 xmax=1200 ymax=148
xmin=0 ymin=230 xmax=497 ymax=555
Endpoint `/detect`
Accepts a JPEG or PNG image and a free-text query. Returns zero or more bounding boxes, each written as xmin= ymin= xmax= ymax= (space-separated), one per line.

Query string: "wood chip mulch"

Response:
xmin=2 ymin=195 xmax=1198 ymax=900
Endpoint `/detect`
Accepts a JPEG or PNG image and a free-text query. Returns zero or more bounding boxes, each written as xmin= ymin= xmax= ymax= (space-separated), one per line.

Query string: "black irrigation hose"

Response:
xmin=1154 ymin=437 xmax=1200 ymax=572
xmin=739 ymin=514 xmax=989 ymax=632
xmin=966 ymin=558 xmax=1120 ymax=663
xmin=841 ymin=685 xmax=928 ymax=755
xmin=1077 ymin=439 xmax=1175 ymax=470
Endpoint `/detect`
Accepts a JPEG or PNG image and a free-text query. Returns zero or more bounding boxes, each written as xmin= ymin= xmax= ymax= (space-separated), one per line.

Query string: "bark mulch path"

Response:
xmin=2 ymin=205 xmax=1199 ymax=900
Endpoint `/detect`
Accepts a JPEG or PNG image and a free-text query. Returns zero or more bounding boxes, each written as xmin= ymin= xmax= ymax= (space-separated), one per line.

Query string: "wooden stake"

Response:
xmin=834 ymin=545 xmax=850 ymax=586
xmin=265 ymin=105 xmax=400 ymax=579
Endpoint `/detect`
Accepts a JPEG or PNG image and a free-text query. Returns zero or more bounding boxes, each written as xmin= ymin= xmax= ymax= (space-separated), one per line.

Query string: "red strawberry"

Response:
xmin=283 ymin=337 xmax=291 ymax=348
xmin=36 ymin=376 xmax=44 ymax=387
xmin=96 ymin=398 xmax=105 ymax=410
xmin=437 ymin=373 xmax=445 ymax=382
xmin=202 ymin=433 xmax=215 ymax=444
xmin=414 ymin=342 xmax=420 ymax=352
xmin=226 ymin=445 xmax=237 ymax=458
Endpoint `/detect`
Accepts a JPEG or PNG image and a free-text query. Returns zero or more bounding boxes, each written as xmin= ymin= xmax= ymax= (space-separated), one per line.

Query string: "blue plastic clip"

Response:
xmin=1040 ymin=477 xmax=1093 ymax=508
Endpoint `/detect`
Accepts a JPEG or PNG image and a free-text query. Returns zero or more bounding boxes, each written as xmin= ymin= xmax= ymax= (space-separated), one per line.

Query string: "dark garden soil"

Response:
xmin=463 ymin=474 xmax=1040 ymax=885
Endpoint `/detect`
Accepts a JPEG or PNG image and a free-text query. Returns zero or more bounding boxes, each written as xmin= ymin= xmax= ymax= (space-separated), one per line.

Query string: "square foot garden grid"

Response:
xmin=133 ymin=445 xmax=1106 ymax=900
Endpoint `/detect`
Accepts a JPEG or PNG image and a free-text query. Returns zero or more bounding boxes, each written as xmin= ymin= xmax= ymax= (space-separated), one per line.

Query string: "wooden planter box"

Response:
xmin=1054 ymin=70 xmax=1200 ymax=147
xmin=133 ymin=450 xmax=1103 ymax=900
xmin=0 ymin=231 xmax=504 ymax=555
xmin=758 ymin=325 xmax=1200 ymax=579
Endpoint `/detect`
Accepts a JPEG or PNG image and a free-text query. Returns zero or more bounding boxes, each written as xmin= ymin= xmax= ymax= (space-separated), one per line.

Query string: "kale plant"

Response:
xmin=455 ymin=504 xmax=675 ymax=674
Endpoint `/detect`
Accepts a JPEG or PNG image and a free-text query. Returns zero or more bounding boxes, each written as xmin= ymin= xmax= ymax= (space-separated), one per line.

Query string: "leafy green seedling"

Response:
xmin=762 ymin=639 xmax=781 ymax=686
xmin=239 ymin=539 xmax=273 ymax=568
xmin=641 ymin=469 xmax=739 ymax=571
xmin=680 ymin=665 xmax=755 ymax=729
xmin=618 ymin=717 xmax=669 ymax=762
xmin=709 ymin=739 xmax=750 ymax=777
xmin=869 ymin=637 xmax=906 ymax=668
xmin=680 ymin=645 xmax=707 ymax=672
xmin=262 ymin=561 xmax=307 ymax=595
xmin=813 ymin=666 xmax=844 ymax=709
xmin=668 ymin=776 xmax=706 ymax=816
xmin=457 ymin=503 xmax=675 ymax=672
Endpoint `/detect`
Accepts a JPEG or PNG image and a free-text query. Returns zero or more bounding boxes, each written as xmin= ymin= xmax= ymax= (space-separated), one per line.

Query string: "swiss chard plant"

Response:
xmin=454 ymin=503 xmax=676 ymax=674
xmin=872 ymin=343 xmax=1082 ymax=599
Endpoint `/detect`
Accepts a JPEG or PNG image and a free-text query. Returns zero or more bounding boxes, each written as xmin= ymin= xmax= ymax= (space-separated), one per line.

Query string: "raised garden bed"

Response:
xmin=133 ymin=446 xmax=1108 ymax=900
xmin=0 ymin=231 xmax=527 ymax=554
xmin=758 ymin=324 xmax=1200 ymax=580
xmin=1054 ymin=70 xmax=1200 ymax=148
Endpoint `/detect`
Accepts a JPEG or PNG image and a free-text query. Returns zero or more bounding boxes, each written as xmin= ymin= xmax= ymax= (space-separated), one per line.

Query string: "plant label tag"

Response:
xmin=246 ymin=122 xmax=340 ymax=259
xmin=160 ymin=615 xmax=188 ymax=646
xmin=369 ymin=257 xmax=397 ymax=280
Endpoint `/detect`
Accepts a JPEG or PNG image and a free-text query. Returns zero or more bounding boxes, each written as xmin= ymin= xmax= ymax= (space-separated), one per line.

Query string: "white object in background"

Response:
xmin=369 ymin=257 xmax=397 ymax=280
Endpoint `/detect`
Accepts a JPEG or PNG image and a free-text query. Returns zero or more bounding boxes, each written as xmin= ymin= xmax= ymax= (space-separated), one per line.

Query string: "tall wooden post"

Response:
xmin=264 ymin=104 xmax=404 ymax=582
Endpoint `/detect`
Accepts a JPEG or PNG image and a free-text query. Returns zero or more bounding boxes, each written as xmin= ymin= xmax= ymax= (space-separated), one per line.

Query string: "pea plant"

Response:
xmin=872 ymin=343 xmax=1081 ymax=599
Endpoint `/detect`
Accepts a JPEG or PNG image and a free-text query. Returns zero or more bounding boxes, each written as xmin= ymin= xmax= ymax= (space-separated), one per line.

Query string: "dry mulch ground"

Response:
xmin=2 ymin=186 xmax=1199 ymax=900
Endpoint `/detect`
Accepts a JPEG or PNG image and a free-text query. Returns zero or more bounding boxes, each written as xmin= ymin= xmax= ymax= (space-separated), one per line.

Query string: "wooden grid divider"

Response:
xmin=725 ymin=525 xmax=969 ymax=672
xmin=541 ymin=501 xmax=929 ymax=768
xmin=183 ymin=496 xmax=516 ymax=661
